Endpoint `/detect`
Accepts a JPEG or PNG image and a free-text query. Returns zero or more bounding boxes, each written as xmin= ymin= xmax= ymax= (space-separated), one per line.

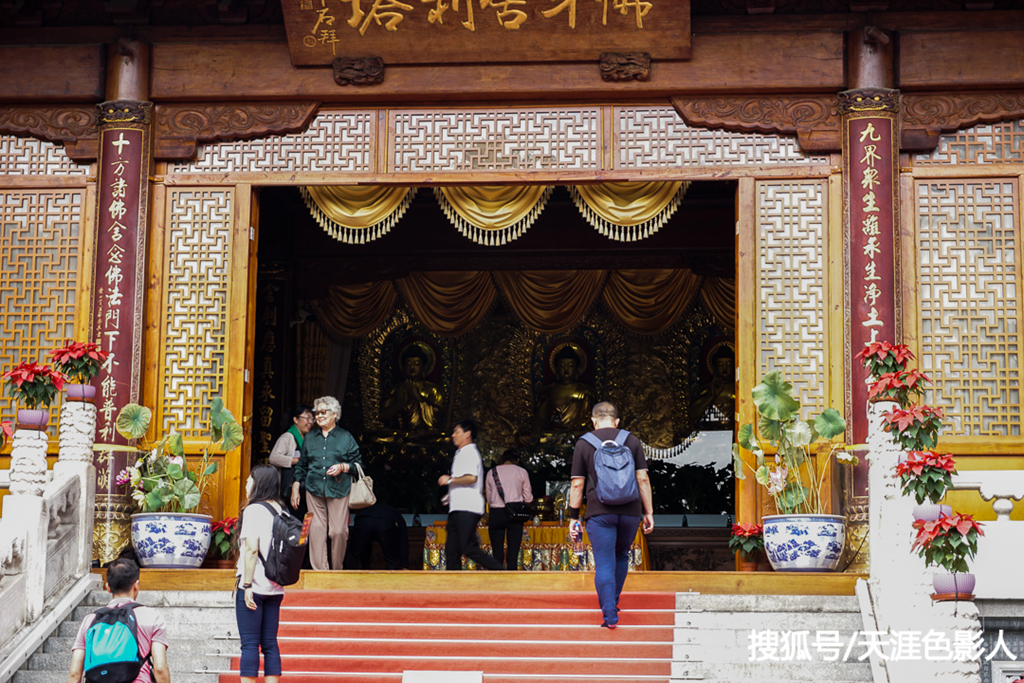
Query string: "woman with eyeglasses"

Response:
xmin=268 ymin=404 xmax=314 ymax=520
xmin=291 ymin=396 xmax=363 ymax=570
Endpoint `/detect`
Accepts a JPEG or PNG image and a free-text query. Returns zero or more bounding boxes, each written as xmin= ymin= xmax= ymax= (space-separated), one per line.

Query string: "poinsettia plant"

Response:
xmin=867 ymin=369 xmax=931 ymax=407
xmin=107 ymin=398 xmax=244 ymax=513
xmin=2 ymin=361 xmax=66 ymax=409
xmin=728 ymin=522 xmax=764 ymax=561
xmin=733 ymin=371 xmax=860 ymax=515
xmin=911 ymin=513 xmax=984 ymax=574
xmin=0 ymin=420 xmax=13 ymax=449
xmin=895 ymin=450 xmax=957 ymax=505
xmin=854 ymin=341 xmax=915 ymax=379
xmin=881 ymin=404 xmax=945 ymax=451
xmin=48 ymin=339 xmax=109 ymax=385
xmin=210 ymin=516 xmax=238 ymax=560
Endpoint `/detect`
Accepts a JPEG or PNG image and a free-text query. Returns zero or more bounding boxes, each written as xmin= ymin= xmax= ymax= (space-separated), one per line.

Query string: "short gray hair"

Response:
xmin=313 ymin=395 xmax=342 ymax=421
xmin=592 ymin=401 xmax=618 ymax=419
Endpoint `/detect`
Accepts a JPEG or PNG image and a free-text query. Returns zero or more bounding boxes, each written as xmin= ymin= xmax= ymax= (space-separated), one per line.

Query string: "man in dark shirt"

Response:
xmin=344 ymin=502 xmax=409 ymax=570
xmin=569 ymin=401 xmax=654 ymax=629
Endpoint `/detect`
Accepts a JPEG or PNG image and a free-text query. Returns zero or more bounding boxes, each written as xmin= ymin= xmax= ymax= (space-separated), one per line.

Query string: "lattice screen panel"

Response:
xmin=389 ymin=108 xmax=601 ymax=172
xmin=0 ymin=190 xmax=81 ymax=433
xmin=616 ymin=106 xmax=827 ymax=169
xmin=0 ymin=135 xmax=89 ymax=176
xmin=914 ymin=119 xmax=1024 ymax=166
xmin=756 ymin=181 xmax=828 ymax=415
xmin=916 ymin=180 xmax=1021 ymax=437
xmin=161 ymin=189 xmax=233 ymax=439
xmin=166 ymin=111 xmax=376 ymax=175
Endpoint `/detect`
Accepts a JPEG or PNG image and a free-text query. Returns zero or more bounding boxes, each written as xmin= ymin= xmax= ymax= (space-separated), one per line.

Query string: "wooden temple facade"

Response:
xmin=2 ymin=1 xmax=1024 ymax=567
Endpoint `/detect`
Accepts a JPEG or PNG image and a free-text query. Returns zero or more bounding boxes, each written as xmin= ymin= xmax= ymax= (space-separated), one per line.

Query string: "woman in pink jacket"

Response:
xmin=485 ymin=449 xmax=534 ymax=570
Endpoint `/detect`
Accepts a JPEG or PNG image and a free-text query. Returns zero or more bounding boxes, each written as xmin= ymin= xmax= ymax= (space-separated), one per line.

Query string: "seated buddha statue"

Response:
xmin=534 ymin=345 xmax=597 ymax=444
xmin=378 ymin=343 xmax=447 ymax=442
xmin=691 ymin=344 xmax=735 ymax=429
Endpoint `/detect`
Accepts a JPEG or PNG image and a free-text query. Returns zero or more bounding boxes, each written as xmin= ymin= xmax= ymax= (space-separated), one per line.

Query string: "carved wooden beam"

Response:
xmin=152 ymin=101 xmax=320 ymax=160
xmin=670 ymin=95 xmax=841 ymax=153
xmin=0 ymin=105 xmax=98 ymax=161
xmin=900 ymin=91 xmax=1024 ymax=152
xmin=599 ymin=52 xmax=651 ymax=82
xmin=334 ymin=57 xmax=385 ymax=86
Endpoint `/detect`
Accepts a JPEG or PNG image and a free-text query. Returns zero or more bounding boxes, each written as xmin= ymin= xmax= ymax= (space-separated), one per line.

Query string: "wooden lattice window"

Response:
xmin=0 ymin=190 xmax=82 ymax=435
xmin=916 ymin=179 xmax=1021 ymax=437
xmin=914 ymin=119 xmax=1024 ymax=166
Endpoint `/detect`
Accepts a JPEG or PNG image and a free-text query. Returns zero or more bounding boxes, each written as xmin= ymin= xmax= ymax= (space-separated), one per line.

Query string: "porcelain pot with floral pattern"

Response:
xmin=131 ymin=512 xmax=212 ymax=569
xmin=762 ymin=514 xmax=846 ymax=572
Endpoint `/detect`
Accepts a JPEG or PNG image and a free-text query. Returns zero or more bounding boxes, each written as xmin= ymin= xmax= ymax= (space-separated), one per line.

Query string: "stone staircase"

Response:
xmin=13 ymin=590 xmax=235 ymax=683
xmin=11 ymin=587 xmax=875 ymax=683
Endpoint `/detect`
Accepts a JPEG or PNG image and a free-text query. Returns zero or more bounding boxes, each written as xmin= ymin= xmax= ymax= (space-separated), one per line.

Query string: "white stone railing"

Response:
xmin=949 ymin=471 xmax=1024 ymax=600
xmin=0 ymin=400 xmax=97 ymax=661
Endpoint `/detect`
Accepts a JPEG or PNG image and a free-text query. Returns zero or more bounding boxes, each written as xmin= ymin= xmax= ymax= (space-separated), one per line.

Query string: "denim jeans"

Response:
xmin=235 ymin=589 xmax=284 ymax=677
xmin=586 ymin=513 xmax=641 ymax=625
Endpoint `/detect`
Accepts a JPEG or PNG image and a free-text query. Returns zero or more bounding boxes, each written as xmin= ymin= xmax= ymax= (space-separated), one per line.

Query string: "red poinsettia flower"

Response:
xmin=882 ymin=405 xmax=944 ymax=432
xmin=855 ymin=341 xmax=915 ymax=365
xmin=2 ymin=362 xmax=65 ymax=392
xmin=895 ymin=450 xmax=957 ymax=477
xmin=911 ymin=513 xmax=985 ymax=552
xmin=731 ymin=522 xmax=763 ymax=538
xmin=48 ymin=340 xmax=109 ymax=384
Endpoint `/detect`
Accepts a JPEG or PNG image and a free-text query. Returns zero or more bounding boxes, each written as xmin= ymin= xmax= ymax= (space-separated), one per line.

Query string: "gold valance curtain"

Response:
xmin=302 ymin=186 xmax=416 ymax=244
xmin=571 ymin=181 xmax=690 ymax=242
xmin=314 ymin=271 xmax=735 ymax=339
xmin=435 ymin=186 xmax=553 ymax=246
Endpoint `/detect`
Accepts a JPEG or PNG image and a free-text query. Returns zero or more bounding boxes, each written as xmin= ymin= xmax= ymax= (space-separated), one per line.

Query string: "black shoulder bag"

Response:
xmin=491 ymin=468 xmax=533 ymax=523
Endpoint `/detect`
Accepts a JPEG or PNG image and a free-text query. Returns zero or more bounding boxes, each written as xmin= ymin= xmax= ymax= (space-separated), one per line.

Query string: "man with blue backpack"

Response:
xmin=67 ymin=558 xmax=170 ymax=683
xmin=568 ymin=401 xmax=654 ymax=629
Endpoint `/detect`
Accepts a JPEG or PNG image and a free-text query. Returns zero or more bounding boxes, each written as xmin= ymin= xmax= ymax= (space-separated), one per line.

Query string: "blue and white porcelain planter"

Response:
xmin=763 ymin=514 xmax=846 ymax=572
xmin=131 ymin=512 xmax=212 ymax=569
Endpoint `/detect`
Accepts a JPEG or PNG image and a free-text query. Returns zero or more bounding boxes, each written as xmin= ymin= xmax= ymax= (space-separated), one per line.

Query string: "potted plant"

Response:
xmin=854 ymin=340 xmax=915 ymax=380
xmin=911 ymin=512 xmax=984 ymax=600
xmin=728 ymin=522 xmax=764 ymax=572
xmin=207 ymin=516 xmax=238 ymax=569
xmin=895 ymin=450 xmax=957 ymax=521
xmin=108 ymin=397 xmax=244 ymax=568
xmin=732 ymin=370 xmax=860 ymax=572
xmin=48 ymin=339 xmax=108 ymax=402
xmin=880 ymin=404 xmax=945 ymax=452
xmin=2 ymin=361 xmax=66 ymax=428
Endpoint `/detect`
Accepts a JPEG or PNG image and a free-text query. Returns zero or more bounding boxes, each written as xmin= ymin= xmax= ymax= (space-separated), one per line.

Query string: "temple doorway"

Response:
xmin=252 ymin=181 xmax=738 ymax=569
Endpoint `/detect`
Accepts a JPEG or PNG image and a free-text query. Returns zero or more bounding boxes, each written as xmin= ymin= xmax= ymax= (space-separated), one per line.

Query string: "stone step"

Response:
xmin=69 ymin=606 xmax=238 ymax=634
xmin=14 ymin=671 xmax=220 ymax=683
xmin=81 ymin=591 xmax=235 ymax=609
xmin=676 ymin=594 xmax=860 ymax=613
xmin=26 ymin=651 xmax=232 ymax=674
xmin=675 ymin=611 xmax=862 ymax=631
xmin=672 ymin=660 xmax=874 ymax=681
xmin=41 ymin=637 xmax=238 ymax=656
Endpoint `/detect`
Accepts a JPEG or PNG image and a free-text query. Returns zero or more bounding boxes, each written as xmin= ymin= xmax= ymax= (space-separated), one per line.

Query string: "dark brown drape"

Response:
xmin=311 ymin=281 xmax=397 ymax=338
xmin=700 ymin=277 xmax=736 ymax=331
xmin=602 ymin=269 xmax=703 ymax=335
xmin=396 ymin=271 xmax=495 ymax=337
xmin=493 ymin=270 xmax=607 ymax=335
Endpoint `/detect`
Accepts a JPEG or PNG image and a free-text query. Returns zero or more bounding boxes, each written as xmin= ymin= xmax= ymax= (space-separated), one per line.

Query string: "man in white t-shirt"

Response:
xmin=437 ymin=419 xmax=503 ymax=571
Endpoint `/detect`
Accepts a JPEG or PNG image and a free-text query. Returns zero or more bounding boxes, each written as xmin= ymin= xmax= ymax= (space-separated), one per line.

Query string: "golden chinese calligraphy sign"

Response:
xmin=282 ymin=0 xmax=689 ymax=65
xmin=840 ymin=88 xmax=899 ymax=503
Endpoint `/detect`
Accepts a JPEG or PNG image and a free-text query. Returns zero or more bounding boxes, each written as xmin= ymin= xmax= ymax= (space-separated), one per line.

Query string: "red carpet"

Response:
xmin=219 ymin=589 xmax=675 ymax=683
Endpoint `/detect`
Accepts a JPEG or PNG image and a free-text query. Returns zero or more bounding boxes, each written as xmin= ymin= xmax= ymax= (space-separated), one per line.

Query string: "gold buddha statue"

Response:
xmin=379 ymin=342 xmax=446 ymax=441
xmin=534 ymin=344 xmax=597 ymax=443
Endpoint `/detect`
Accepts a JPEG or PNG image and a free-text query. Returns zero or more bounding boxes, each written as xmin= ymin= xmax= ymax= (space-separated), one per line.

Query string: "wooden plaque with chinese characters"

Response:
xmin=282 ymin=0 xmax=689 ymax=65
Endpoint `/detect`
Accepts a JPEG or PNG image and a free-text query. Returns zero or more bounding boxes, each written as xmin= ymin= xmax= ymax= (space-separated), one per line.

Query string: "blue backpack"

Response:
xmin=84 ymin=602 xmax=151 ymax=683
xmin=581 ymin=429 xmax=639 ymax=506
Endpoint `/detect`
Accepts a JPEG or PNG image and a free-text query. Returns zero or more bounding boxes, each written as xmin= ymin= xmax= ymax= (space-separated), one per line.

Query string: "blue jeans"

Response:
xmin=586 ymin=513 xmax=641 ymax=625
xmin=235 ymin=589 xmax=284 ymax=677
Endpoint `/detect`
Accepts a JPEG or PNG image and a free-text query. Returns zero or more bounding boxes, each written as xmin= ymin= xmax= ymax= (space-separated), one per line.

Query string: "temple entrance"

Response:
xmin=251 ymin=180 xmax=738 ymax=569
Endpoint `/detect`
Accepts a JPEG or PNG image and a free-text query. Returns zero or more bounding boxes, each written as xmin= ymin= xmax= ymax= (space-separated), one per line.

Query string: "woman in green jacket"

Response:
xmin=290 ymin=395 xmax=363 ymax=570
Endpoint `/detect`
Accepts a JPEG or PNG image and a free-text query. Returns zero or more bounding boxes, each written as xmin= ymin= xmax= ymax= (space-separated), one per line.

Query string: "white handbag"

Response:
xmin=348 ymin=462 xmax=376 ymax=510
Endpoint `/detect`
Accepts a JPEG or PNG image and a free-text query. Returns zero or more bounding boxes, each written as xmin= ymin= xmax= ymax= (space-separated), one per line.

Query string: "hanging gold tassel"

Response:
xmin=570 ymin=181 xmax=690 ymax=243
xmin=434 ymin=186 xmax=552 ymax=247
xmin=300 ymin=186 xmax=417 ymax=245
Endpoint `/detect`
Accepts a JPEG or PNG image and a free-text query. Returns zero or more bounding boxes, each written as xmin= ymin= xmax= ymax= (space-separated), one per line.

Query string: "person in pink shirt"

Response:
xmin=485 ymin=449 xmax=534 ymax=570
xmin=68 ymin=558 xmax=170 ymax=683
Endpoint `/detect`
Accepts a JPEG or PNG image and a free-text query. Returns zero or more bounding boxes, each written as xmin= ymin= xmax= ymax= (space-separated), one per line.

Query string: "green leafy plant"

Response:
xmin=48 ymin=339 xmax=109 ymax=384
xmin=911 ymin=513 xmax=984 ymax=574
xmin=210 ymin=517 xmax=238 ymax=560
xmin=109 ymin=398 xmax=243 ymax=513
xmin=881 ymin=404 xmax=945 ymax=451
xmin=854 ymin=341 xmax=915 ymax=378
xmin=895 ymin=450 xmax=957 ymax=505
xmin=2 ymin=361 xmax=66 ymax=409
xmin=867 ymin=369 xmax=931 ymax=407
xmin=728 ymin=522 xmax=764 ymax=561
xmin=732 ymin=371 xmax=860 ymax=515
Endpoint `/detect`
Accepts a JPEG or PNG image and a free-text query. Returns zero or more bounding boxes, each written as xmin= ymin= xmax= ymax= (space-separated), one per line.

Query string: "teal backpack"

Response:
xmin=84 ymin=603 xmax=151 ymax=683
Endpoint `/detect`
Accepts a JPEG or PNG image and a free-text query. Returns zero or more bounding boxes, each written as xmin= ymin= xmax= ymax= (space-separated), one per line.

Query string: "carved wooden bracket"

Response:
xmin=152 ymin=102 xmax=320 ymax=160
xmin=900 ymin=91 xmax=1024 ymax=152
xmin=333 ymin=57 xmax=385 ymax=86
xmin=599 ymin=52 xmax=651 ymax=82
xmin=0 ymin=105 xmax=98 ymax=162
xmin=670 ymin=95 xmax=841 ymax=153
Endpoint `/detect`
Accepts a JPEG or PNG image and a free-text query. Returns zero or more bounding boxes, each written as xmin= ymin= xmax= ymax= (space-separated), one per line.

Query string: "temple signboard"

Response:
xmin=282 ymin=0 xmax=689 ymax=65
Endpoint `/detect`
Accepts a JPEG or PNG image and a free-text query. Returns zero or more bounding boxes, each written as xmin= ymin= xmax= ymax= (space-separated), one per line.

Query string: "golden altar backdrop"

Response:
xmin=423 ymin=521 xmax=649 ymax=571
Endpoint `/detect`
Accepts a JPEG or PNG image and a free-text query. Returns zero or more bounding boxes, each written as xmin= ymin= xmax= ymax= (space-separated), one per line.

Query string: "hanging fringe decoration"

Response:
xmin=570 ymin=181 xmax=690 ymax=242
xmin=434 ymin=185 xmax=553 ymax=247
xmin=300 ymin=185 xmax=417 ymax=245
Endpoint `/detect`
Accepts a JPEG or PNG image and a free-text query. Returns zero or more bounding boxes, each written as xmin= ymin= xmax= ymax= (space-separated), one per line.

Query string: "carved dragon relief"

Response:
xmin=671 ymin=94 xmax=842 ymax=153
xmin=900 ymin=91 xmax=1024 ymax=151
xmin=0 ymin=105 xmax=98 ymax=161
xmin=153 ymin=101 xmax=320 ymax=160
